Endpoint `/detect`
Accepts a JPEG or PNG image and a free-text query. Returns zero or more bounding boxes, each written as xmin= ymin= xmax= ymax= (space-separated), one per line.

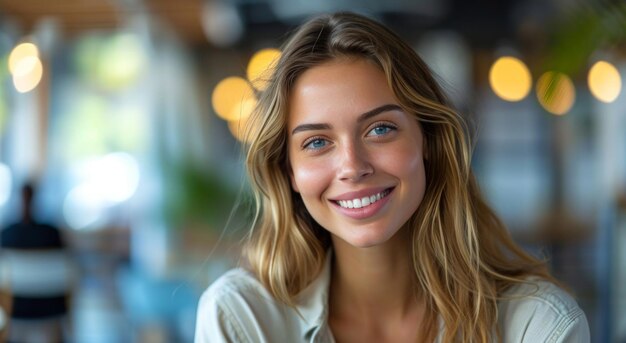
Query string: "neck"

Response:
xmin=330 ymin=227 xmax=419 ymax=317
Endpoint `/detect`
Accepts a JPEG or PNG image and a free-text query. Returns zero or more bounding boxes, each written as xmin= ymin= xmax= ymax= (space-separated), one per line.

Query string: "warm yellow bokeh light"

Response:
xmin=489 ymin=56 xmax=532 ymax=102
xmin=588 ymin=60 xmax=622 ymax=103
xmin=247 ymin=48 xmax=281 ymax=91
xmin=8 ymin=42 xmax=39 ymax=75
xmin=229 ymin=97 xmax=257 ymax=122
xmin=228 ymin=116 xmax=249 ymax=142
xmin=212 ymin=77 xmax=255 ymax=121
xmin=227 ymin=98 xmax=257 ymax=142
xmin=536 ymin=72 xmax=575 ymax=115
xmin=12 ymin=56 xmax=43 ymax=93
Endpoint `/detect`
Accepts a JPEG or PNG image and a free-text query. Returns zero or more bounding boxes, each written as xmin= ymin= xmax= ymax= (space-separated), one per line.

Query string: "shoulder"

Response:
xmin=200 ymin=268 xmax=274 ymax=309
xmin=497 ymin=279 xmax=590 ymax=343
xmin=195 ymin=268 xmax=302 ymax=343
xmin=1 ymin=224 xmax=20 ymax=245
xmin=1 ymin=223 xmax=63 ymax=248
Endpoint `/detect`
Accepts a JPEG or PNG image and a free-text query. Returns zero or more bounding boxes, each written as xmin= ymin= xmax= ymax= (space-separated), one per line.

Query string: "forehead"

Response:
xmin=292 ymin=57 xmax=386 ymax=93
xmin=287 ymin=58 xmax=396 ymax=126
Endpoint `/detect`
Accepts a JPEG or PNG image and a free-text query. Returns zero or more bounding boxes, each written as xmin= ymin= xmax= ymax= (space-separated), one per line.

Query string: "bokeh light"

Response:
xmin=227 ymin=119 xmax=247 ymax=142
xmin=8 ymin=42 xmax=38 ymax=74
xmin=227 ymin=98 xmax=256 ymax=141
xmin=229 ymin=97 xmax=256 ymax=122
xmin=75 ymin=152 xmax=140 ymax=203
xmin=536 ymin=72 xmax=575 ymax=115
xmin=489 ymin=56 xmax=532 ymax=102
xmin=12 ymin=55 xmax=43 ymax=93
xmin=211 ymin=76 xmax=255 ymax=121
xmin=64 ymin=152 xmax=140 ymax=230
xmin=588 ymin=60 xmax=622 ymax=103
xmin=64 ymin=183 xmax=105 ymax=230
xmin=97 ymin=33 xmax=146 ymax=89
xmin=95 ymin=152 xmax=140 ymax=203
xmin=247 ymin=48 xmax=281 ymax=91
xmin=74 ymin=33 xmax=145 ymax=90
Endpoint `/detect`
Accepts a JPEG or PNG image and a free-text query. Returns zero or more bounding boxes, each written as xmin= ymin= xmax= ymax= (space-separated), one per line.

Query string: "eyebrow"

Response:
xmin=291 ymin=104 xmax=402 ymax=135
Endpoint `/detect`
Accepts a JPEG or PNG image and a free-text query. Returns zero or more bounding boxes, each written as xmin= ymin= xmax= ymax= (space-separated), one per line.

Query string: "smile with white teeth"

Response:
xmin=336 ymin=189 xmax=391 ymax=209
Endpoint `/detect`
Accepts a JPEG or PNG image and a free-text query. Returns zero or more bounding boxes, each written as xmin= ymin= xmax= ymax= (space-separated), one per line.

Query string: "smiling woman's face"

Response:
xmin=287 ymin=58 xmax=427 ymax=249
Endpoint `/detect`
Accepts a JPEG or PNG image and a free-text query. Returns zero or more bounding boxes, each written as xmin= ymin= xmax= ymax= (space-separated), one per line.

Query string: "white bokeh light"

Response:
xmin=63 ymin=183 xmax=106 ymax=230
xmin=95 ymin=152 xmax=140 ymax=203
xmin=64 ymin=152 xmax=141 ymax=230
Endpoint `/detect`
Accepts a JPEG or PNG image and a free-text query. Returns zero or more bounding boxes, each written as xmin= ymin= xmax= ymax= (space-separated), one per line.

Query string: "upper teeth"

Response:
xmin=337 ymin=190 xmax=389 ymax=209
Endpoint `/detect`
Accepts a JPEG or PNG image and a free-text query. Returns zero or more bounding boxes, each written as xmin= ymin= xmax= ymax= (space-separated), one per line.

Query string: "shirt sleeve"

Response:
xmin=194 ymin=269 xmax=303 ymax=343
xmin=498 ymin=281 xmax=590 ymax=343
xmin=194 ymin=289 xmax=247 ymax=343
xmin=552 ymin=310 xmax=590 ymax=343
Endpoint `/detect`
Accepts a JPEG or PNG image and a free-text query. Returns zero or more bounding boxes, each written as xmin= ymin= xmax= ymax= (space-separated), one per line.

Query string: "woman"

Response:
xmin=195 ymin=12 xmax=589 ymax=342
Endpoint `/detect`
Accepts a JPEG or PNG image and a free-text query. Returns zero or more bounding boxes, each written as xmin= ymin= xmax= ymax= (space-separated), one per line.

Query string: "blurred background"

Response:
xmin=0 ymin=0 xmax=624 ymax=342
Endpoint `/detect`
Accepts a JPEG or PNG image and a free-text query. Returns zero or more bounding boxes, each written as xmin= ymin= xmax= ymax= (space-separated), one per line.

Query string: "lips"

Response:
xmin=335 ymin=188 xmax=392 ymax=209
xmin=330 ymin=187 xmax=395 ymax=220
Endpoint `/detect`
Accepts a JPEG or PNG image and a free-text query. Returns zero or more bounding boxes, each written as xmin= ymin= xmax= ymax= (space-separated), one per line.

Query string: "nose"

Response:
xmin=337 ymin=142 xmax=374 ymax=182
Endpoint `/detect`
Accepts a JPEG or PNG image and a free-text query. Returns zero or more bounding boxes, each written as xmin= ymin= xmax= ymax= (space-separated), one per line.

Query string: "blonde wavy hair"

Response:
xmin=242 ymin=12 xmax=551 ymax=342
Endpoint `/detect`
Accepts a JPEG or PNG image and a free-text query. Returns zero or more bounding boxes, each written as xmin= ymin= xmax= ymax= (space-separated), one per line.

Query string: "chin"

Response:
xmin=338 ymin=231 xmax=396 ymax=249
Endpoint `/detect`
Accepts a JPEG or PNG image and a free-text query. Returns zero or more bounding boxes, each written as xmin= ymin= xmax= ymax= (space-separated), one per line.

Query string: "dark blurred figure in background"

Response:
xmin=0 ymin=182 xmax=75 ymax=343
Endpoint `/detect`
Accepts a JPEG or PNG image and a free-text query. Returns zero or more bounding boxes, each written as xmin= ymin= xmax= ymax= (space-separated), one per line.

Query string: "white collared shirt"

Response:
xmin=195 ymin=256 xmax=589 ymax=342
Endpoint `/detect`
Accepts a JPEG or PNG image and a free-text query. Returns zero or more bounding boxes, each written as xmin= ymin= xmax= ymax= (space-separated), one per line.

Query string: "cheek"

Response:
xmin=384 ymin=143 xmax=425 ymax=179
xmin=290 ymin=159 xmax=330 ymax=198
xmin=405 ymin=153 xmax=426 ymax=179
xmin=384 ymin=144 xmax=427 ymax=212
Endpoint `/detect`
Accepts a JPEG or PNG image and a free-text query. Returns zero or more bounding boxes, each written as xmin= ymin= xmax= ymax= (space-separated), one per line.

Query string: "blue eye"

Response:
xmin=304 ymin=138 xmax=328 ymax=150
xmin=367 ymin=124 xmax=395 ymax=136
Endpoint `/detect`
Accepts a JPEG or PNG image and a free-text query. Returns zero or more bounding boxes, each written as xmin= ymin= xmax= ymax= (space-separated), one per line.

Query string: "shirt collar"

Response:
xmin=294 ymin=250 xmax=333 ymax=340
